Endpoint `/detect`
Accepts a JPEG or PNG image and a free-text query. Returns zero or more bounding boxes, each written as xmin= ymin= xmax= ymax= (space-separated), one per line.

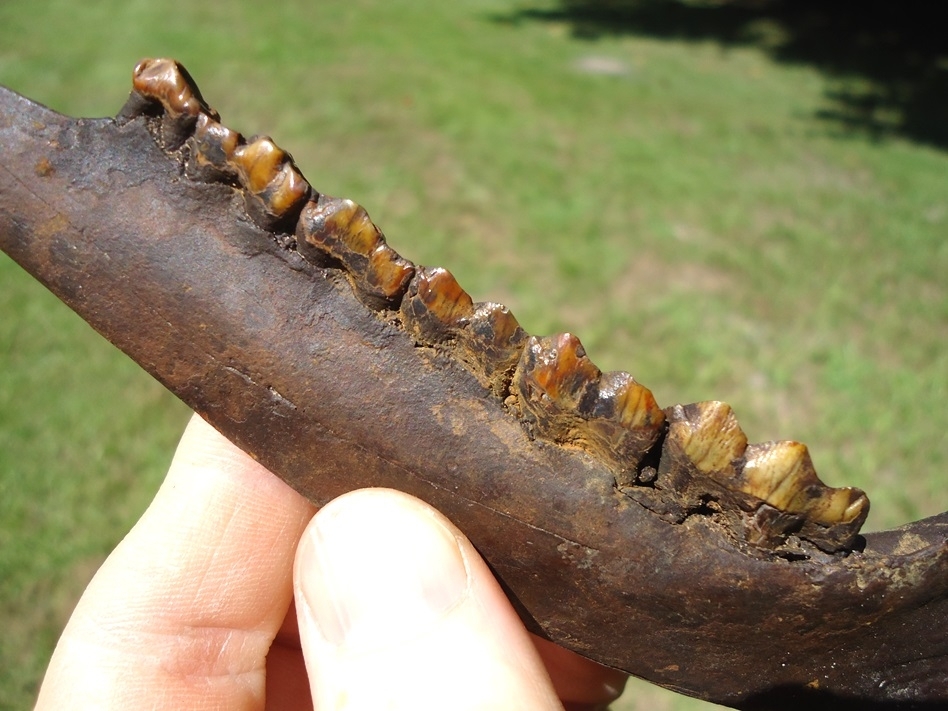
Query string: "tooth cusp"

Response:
xmin=465 ymin=303 xmax=529 ymax=386
xmin=297 ymin=196 xmax=414 ymax=308
xmin=131 ymin=58 xmax=209 ymax=118
xmin=405 ymin=267 xmax=474 ymax=329
xmin=675 ymin=402 xmax=748 ymax=477
xmin=655 ymin=401 xmax=748 ymax=508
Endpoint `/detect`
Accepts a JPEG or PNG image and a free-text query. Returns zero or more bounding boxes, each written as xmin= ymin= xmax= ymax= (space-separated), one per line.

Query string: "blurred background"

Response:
xmin=1 ymin=1 xmax=945 ymax=708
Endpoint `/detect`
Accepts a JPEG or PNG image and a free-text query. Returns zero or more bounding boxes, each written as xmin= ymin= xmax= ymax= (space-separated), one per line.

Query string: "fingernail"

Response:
xmin=296 ymin=490 xmax=471 ymax=649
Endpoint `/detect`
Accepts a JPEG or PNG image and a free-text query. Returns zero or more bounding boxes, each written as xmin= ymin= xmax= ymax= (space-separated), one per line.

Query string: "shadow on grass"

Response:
xmin=499 ymin=0 xmax=948 ymax=150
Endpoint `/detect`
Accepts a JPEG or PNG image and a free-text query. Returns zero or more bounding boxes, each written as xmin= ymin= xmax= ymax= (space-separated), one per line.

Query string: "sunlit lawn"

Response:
xmin=1 ymin=1 xmax=945 ymax=708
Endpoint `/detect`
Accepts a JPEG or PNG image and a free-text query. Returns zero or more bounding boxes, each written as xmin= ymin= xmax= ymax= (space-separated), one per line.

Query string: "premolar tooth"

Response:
xmin=465 ymin=302 xmax=528 ymax=389
xmin=297 ymin=196 xmax=414 ymax=308
xmin=231 ymin=136 xmax=311 ymax=231
xmin=187 ymin=112 xmax=242 ymax=182
xmin=520 ymin=333 xmax=600 ymax=407
xmin=401 ymin=268 xmax=527 ymax=393
xmin=123 ymin=58 xmax=214 ymax=150
xmin=514 ymin=334 xmax=664 ymax=480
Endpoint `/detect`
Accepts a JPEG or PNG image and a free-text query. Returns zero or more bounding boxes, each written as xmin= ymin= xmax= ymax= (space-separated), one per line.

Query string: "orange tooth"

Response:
xmin=132 ymin=58 xmax=208 ymax=119
xmin=515 ymin=334 xmax=664 ymax=475
xmin=415 ymin=267 xmax=474 ymax=324
xmin=232 ymin=138 xmax=285 ymax=193
xmin=190 ymin=113 xmax=241 ymax=177
xmin=367 ymin=244 xmax=415 ymax=302
xmin=606 ymin=372 xmax=664 ymax=431
xmin=231 ymin=137 xmax=310 ymax=221
xmin=298 ymin=196 xmax=414 ymax=306
xmin=266 ymin=161 xmax=310 ymax=217
xmin=528 ymin=333 xmax=600 ymax=406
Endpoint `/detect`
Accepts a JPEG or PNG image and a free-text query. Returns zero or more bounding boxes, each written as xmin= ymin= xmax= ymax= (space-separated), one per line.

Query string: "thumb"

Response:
xmin=293 ymin=488 xmax=563 ymax=711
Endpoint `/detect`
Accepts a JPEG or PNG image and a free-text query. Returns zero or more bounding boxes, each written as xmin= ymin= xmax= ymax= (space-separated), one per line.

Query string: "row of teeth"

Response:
xmin=120 ymin=58 xmax=870 ymax=555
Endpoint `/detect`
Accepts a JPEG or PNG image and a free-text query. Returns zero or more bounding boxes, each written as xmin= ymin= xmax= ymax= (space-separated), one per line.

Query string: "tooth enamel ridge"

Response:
xmin=120 ymin=57 xmax=871 ymax=555
xmin=231 ymin=136 xmax=311 ymax=232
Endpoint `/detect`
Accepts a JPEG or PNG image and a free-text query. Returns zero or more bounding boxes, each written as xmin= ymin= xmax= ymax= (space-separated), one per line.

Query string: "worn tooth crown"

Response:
xmin=131 ymin=58 xmax=210 ymax=119
xmin=401 ymin=267 xmax=528 ymax=393
xmin=514 ymin=334 xmax=665 ymax=480
xmin=124 ymin=58 xmax=215 ymax=151
xmin=674 ymin=401 xmax=747 ymax=477
xmin=120 ymin=57 xmax=872 ymax=556
xmin=520 ymin=333 xmax=600 ymax=407
xmin=188 ymin=112 xmax=241 ymax=181
xmin=407 ymin=267 xmax=474 ymax=325
xmin=742 ymin=442 xmax=869 ymax=524
xmin=657 ymin=402 xmax=869 ymax=552
xmin=466 ymin=302 xmax=529 ymax=386
xmin=297 ymin=195 xmax=414 ymax=308
xmin=230 ymin=136 xmax=311 ymax=229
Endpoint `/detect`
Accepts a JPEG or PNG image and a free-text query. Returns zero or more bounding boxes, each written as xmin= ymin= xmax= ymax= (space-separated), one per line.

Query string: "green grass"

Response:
xmin=1 ymin=1 xmax=946 ymax=709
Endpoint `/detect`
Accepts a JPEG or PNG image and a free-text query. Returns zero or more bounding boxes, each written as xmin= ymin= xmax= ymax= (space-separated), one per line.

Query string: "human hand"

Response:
xmin=35 ymin=414 xmax=627 ymax=710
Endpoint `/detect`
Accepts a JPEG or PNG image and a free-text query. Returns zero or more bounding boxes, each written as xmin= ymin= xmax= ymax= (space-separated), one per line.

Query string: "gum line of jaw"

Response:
xmin=120 ymin=58 xmax=869 ymax=557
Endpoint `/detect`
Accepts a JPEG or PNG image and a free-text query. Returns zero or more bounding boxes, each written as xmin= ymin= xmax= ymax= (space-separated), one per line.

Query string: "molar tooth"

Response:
xmin=407 ymin=267 xmax=474 ymax=328
xmin=296 ymin=196 xmax=414 ymax=308
xmin=659 ymin=404 xmax=869 ymax=551
xmin=231 ymin=136 xmax=311 ymax=231
xmin=130 ymin=58 xmax=210 ymax=119
xmin=596 ymin=371 xmax=664 ymax=431
xmin=366 ymin=243 xmax=416 ymax=303
xmin=741 ymin=442 xmax=869 ymax=525
xmin=653 ymin=401 xmax=750 ymax=521
xmin=514 ymin=334 xmax=664 ymax=479
xmin=521 ymin=333 xmax=600 ymax=408
xmin=401 ymin=268 xmax=527 ymax=393
xmin=465 ymin=302 xmax=528 ymax=389
xmin=672 ymin=401 xmax=748 ymax=478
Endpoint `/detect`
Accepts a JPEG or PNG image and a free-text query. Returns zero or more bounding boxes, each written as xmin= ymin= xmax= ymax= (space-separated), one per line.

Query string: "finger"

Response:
xmin=294 ymin=488 xmax=563 ymax=711
xmin=36 ymin=413 xmax=316 ymax=711
xmin=531 ymin=635 xmax=627 ymax=710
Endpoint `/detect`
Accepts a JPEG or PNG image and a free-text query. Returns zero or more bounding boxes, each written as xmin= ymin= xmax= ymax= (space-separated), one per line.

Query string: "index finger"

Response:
xmin=35 ymin=414 xmax=316 ymax=710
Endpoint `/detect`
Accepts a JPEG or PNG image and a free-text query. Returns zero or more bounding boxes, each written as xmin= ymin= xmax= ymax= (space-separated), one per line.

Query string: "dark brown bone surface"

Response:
xmin=1 ymin=61 xmax=946 ymax=709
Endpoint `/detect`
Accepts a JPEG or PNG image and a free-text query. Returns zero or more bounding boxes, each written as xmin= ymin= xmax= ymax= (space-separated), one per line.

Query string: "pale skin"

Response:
xmin=35 ymin=414 xmax=627 ymax=710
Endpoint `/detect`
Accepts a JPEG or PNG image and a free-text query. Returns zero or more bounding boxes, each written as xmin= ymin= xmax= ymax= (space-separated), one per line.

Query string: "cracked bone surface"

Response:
xmin=1 ymin=59 xmax=945 ymax=709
